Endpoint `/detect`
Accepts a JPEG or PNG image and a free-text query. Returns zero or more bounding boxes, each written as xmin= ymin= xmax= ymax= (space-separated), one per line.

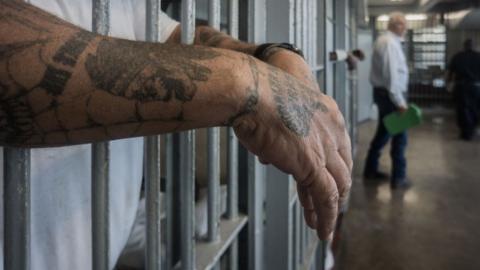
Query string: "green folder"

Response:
xmin=383 ymin=104 xmax=422 ymax=135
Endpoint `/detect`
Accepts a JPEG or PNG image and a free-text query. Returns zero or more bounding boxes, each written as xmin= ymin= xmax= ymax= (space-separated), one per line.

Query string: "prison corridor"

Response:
xmin=337 ymin=111 xmax=480 ymax=270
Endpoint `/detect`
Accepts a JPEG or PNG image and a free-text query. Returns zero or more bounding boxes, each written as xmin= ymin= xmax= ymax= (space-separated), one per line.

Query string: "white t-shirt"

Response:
xmin=0 ymin=1 xmax=179 ymax=269
xmin=369 ymin=31 xmax=409 ymax=108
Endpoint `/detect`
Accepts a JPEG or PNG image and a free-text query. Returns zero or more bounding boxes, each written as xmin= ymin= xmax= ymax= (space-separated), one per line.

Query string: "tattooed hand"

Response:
xmin=232 ymin=57 xmax=353 ymax=240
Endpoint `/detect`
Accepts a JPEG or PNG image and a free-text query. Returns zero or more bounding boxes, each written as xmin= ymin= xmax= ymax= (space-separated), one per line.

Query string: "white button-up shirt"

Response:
xmin=370 ymin=31 xmax=409 ymax=108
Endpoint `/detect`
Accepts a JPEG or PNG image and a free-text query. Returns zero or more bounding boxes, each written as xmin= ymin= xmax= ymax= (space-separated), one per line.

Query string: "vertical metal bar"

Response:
xmin=180 ymin=1 xmax=196 ymax=269
xmin=4 ymin=148 xmax=30 ymax=270
xmin=226 ymin=0 xmax=239 ymax=220
xmin=145 ymin=1 xmax=162 ymax=269
xmin=295 ymin=0 xmax=302 ymax=47
xmin=165 ymin=134 xmax=174 ymax=270
xmin=292 ymin=202 xmax=300 ymax=269
xmin=92 ymin=142 xmax=110 ymax=270
xmin=227 ymin=1 xmax=240 ymax=269
xmin=265 ymin=166 xmax=292 ymax=270
xmin=207 ymin=0 xmax=221 ymax=244
xmin=91 ymin=1 xmax=110 ymax=270
xmin=247 ymin=1 xmax=266 ymax=269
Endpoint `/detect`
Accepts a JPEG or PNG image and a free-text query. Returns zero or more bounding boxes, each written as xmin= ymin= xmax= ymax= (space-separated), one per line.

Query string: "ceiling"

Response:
xmin=368 ymin=0 xmax=417 ymax=6
xmin=369 ymin=0 xmax=480 ymax=15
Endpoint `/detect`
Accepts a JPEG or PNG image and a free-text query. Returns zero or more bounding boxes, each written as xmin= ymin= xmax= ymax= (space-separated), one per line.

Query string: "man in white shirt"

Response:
xmin=363 ymin=13 xmax=410 ymax=189
xmin=1 ymin=1 xmax=353 ymax=269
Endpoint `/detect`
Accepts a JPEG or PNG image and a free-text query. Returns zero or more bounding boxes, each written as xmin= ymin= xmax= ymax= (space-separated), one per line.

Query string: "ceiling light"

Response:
xmin=405 ymin=14 xmax=428 ymax=21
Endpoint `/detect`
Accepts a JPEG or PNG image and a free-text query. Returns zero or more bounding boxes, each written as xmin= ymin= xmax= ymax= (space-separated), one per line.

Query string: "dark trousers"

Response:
xmin=364 ymin=88 xmax=407 ymax=181
xmin=454 ymin=84 xmax=480 ymax=140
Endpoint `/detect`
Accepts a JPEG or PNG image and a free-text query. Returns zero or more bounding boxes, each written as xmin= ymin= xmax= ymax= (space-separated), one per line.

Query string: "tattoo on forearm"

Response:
xmin=268 ymin=66 xmax=328 ymax=137
xmin=226 ymin=57 xmax=259 ymax=125
xmin=85 ymin=39 xmax=218 ymax=103
xmin=1 ymin=2 xmax=223 ymax=146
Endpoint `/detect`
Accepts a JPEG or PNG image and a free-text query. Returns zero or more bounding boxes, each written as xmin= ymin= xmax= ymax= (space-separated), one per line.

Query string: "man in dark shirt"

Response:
xmin=448 ymin=39 xmax=480 ymax=140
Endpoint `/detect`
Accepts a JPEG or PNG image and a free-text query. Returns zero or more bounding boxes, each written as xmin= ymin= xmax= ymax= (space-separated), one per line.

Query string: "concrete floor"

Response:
xmin=337 ymin=112 xmax=480 ymax=270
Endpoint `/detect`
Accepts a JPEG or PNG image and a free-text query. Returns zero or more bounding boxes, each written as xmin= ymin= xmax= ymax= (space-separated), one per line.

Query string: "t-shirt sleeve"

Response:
xmin=158 ymin=10 xmax=180 ymax=43
xmin=131 ymin=1 xmax=179 ymax=42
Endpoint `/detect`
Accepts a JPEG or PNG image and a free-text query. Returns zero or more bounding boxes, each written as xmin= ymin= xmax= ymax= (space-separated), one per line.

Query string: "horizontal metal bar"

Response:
xmin=196 ymin=215 xmax=248 ymax=270
xmin=4 ymin=148 xmax=31 ymax=270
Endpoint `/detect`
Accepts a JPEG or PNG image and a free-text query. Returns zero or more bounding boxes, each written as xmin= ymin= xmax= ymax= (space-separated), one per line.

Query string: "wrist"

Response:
xmin=254 ymin=43 xmax=304 ymax=62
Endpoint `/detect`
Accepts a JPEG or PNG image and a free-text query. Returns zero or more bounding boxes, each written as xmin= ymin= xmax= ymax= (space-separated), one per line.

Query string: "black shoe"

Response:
xmin=363 ymin=171 xmax=389 ymax=181
xmin=390 ymin=179 xmax=412 ymax=189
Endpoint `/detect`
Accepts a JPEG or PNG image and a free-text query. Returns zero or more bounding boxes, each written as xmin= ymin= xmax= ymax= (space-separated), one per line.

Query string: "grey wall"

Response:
xmin=356 ymin=29 xmax=374 ymax=122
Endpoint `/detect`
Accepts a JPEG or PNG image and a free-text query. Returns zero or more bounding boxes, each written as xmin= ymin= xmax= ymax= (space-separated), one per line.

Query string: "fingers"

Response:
xmin=297 ymin=183 xmax=317 ymax=229
xmin=326 ymin=150 xmax=352 ymax=209
xmin=338 ymin=130 xmax=353 ymax=173
xmin=308 ymin=168 xmax=339 ymax=240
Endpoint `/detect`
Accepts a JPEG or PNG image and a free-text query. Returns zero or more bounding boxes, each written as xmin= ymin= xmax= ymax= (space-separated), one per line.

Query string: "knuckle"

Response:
xmin=323 ymin=190 xmax=339 ymax=210
xmin=339 ymin=179 xmax=352 ymax=199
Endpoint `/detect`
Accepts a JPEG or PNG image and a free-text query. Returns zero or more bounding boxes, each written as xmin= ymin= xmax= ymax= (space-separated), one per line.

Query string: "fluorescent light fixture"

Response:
xmin=378 ymin=15 xmax=390 ymax=22
xmin=446 ymin=9 xmax=471 ymax=20
xmin=405 ymin=14 xmax=427 ymax=21
xmin=377 ymin=13 xmax=428 ymax=22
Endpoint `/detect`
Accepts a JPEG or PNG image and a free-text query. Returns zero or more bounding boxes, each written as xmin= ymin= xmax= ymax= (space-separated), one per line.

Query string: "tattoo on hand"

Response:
xmin=268 ymin=66 xmax=328 ymax=137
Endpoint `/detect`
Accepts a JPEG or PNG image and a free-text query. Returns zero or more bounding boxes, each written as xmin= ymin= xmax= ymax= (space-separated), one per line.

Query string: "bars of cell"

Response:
xmin=246 ymin=0 xmax=266 ymax=268
xmin=4 ymin=148 xmax=31 ymax=270
xmin=180 ymin=1 xmax=196 ymax=269
xmin=207 ymin=0 xmax=221 ymax=247
xmin=91 ymin=1 xmax=111 ymax=270
xmin=164 ymin=133 xmax=174 ymax=270
xmin=144 ymin=1 xmax=163 ymax=269
xmin=226 ymin=1 xmax=240 ymax=269
xmin=226 ymin=0 xmax=239 ymax=221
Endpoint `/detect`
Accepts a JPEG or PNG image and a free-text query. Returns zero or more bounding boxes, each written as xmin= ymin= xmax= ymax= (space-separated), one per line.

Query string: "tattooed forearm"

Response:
xmin=0 ymin=2 xmax=237 ymax=147
xmin=226 ymin=56 xmax=259 ymax=125
xmin=267 ymin=66 xmax=328 ymax=137
xmin=85 ymin=39 xmax=219 ymax=102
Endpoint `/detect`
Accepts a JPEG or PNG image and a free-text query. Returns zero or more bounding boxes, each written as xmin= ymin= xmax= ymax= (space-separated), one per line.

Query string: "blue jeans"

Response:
xmin=364 ymin=88 xmax=408 ymax=181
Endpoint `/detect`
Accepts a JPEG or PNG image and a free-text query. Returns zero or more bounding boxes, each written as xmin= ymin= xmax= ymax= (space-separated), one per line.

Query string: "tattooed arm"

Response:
xmin=0 ymin=2 xmax=248 ymax=146
xmin=167 ymin=25 xmax=317 ymax=87
xmin=0 ymin=2 xmax=352 ymax=240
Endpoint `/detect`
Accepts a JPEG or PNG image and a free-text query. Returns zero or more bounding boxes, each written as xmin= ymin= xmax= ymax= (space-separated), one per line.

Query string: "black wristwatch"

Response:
xmin=254 ymin=43 xmax=304 ymax=61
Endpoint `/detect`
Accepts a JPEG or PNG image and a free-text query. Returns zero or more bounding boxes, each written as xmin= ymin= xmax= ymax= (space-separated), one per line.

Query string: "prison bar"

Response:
xmin=247 ymin=0 xmax=268 ymax=269
xmin=4 ymin=148 xmax=31 ymax=270
xmin=91 ymin=1 xmax=111 ymax=269
xmin=226 ymin=1 xmax=240 ymax=268
xmin=179 ymin=1 xmax=196 ymax=269
xmin=207 ymin=0 xmax=221 ymax=246
xmin=144 ymin=0 xmax=163 ymax=269
xmin=164 ymin=134 xmax=174 ymax=270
